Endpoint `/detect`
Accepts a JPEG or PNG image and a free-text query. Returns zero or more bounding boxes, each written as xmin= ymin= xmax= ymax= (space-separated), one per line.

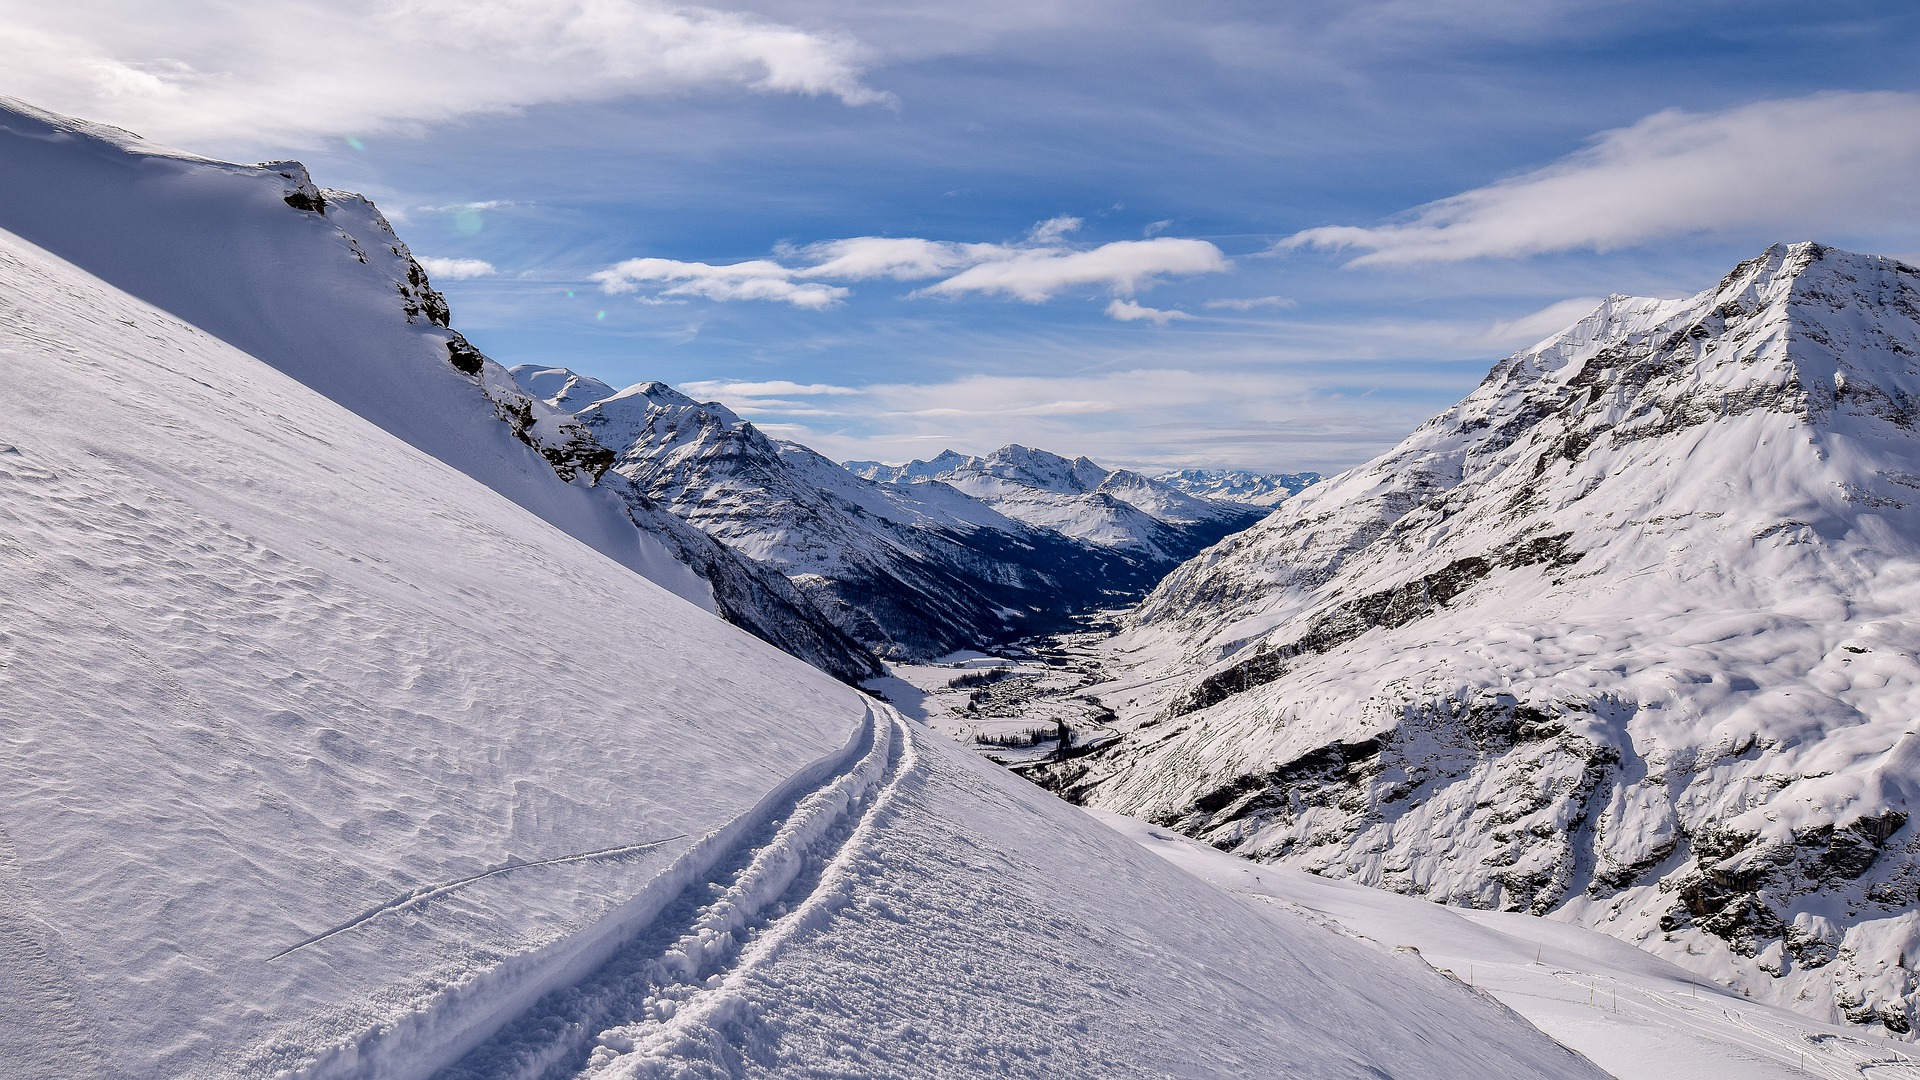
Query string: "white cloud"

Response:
xmin=1284 ymin=92 xmax=1920 ymax=265
xmin=422 ymin=200 xmax=517 ymax=213
xmin=915 ymin=238 xmax=1230 ymax=301
xmin=1104 ymin=299 xmax=1191 ymax=325
xmin=1144 ymin=220 xmax=1172 ymax=237
xmin=1027 ymin=215 xmax=1082 ymax=243
xmin=0 ymin=0 xmax=887 ymax=147
xmin=793 ymin=237 xmax=991 ymax=281
xmin=590 ymin=257 xmax=848 ymax=308
xmin=1483 ymin=296 xmax=1605 ymax=347
xmin=681 ymin=379 xmax=861 ymax=397
xmin=417 ymin=256 xmax=499 ymax=280
xmin=597 ymin=220 xmax=1230 ymax=311
xmin=1204 ymin=295 xmax=1297 ymax=311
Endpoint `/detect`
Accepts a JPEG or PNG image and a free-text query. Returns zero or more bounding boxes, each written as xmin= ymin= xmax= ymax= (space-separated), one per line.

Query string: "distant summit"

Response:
xmin=849 ymin=444 xmax=1266 ymax=562
xmin=1151 ymin=468 xmax=1320 ymax=507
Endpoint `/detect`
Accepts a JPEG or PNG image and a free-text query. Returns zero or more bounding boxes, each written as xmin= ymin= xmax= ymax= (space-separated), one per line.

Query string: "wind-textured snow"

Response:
xmin=0 ymin=100 xmax=1605 ymax=1080
xmin=1040 ymin=242 xmax=1920 ymax=1037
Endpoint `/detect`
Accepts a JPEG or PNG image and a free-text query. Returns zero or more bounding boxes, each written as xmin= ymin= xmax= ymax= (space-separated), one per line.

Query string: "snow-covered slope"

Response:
xmin=1041 ymin=243 xmax=1920 ymax=1036
xmin=0 ymin=218 xmax=1600 ymax=1079
xmin=554 ymin=379 xmax=1170 ymax=659
xmin=0 ymin=99 xmax=877 ymax=685
xmin=853 ymin=444 xmax=1267 ymax=561
xmin=1151 ymin=467 xmax=1321 ymax=507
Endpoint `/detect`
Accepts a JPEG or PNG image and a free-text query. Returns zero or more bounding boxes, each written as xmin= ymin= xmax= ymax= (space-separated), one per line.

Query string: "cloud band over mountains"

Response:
xmin=591 ymin=222 xmax=1231 ymax=318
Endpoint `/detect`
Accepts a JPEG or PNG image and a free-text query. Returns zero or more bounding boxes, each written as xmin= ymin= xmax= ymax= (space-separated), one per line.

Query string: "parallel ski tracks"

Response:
xmin=430 ymin=703 xmax=919 ymax=1080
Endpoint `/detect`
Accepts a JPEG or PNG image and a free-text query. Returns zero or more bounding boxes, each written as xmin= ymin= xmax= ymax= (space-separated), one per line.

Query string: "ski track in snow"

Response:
xmin=268 ymin=837 xmax=692 ymax=962
xmin=428 ymin=704 xmax=917 ymax=1080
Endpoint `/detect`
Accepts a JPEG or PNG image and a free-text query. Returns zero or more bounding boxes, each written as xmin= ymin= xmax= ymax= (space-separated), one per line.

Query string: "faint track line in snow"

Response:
xmin=427 ymin=704 xmax=918 ymax=1080
xmin=267 ymin=835 xmax=688 ymax=961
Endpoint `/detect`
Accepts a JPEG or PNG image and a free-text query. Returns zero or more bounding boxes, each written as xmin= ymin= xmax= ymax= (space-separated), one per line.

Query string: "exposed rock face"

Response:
xmin=1040 ymin=243 xmax=1920 ymax=1035
xmin=563 ymin=385 xmax=1200 ymax=660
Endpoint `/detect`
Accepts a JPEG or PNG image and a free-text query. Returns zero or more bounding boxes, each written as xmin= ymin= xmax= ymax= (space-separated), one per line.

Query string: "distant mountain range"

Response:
xmin=520 ymin=375 xmax=1268 ymax=659
xmin=1038 ymin=242 xmax=1920 ymax=1037
xmin=1149 ymin=468 xmax=1321 ymax=507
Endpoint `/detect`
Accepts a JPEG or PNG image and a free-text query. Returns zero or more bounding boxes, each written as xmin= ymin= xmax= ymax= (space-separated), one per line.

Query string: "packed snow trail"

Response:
xmin=436 ymin=706 xmax=914 ymax=1080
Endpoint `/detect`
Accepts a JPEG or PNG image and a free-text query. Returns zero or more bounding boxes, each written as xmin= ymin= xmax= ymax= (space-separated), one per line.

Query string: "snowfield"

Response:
xmin=0 ymin=100 xmax=1606 ymax=1079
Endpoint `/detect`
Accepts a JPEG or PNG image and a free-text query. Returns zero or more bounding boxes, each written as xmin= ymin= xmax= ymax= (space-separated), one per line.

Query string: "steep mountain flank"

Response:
xmin=0 ymin=98 xmax=876 ymax=683
xmin=1042 ymin=243 xmax=1920 ymax=1035
xmin=558 ymin=382 xmax=1163 ymax=659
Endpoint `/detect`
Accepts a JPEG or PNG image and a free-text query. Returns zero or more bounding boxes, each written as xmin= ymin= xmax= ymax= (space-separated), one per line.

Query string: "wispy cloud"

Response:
xmin=1283 ymin=92 xmax=1920 ymax=264
xmin=594 ymin=222 xmax=1229 ymax=312
xmin=913 ymin=238 xmax=1229 ymax=301
xmin=590 ymin=257 xmax=849 ymax=308
xmin=681 ymin=379 xmax=861 ymax=397
xmin=0 ymin=0 xmax=888 ymax=146
xmin=1104 ymin=299 xmax=1190 ymax=324
xmin=1204 ymin=295 xmax=1296 ymax=311
xmin=417 ymin=256 xmax=499 ymax=280
xmin=1483 ymin=296 xmax=1605 ymax=346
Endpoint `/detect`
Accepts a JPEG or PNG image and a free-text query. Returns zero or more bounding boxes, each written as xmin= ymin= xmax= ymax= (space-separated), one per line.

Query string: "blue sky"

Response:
xmin=6 ymin=1 xmax=1919 ymax=472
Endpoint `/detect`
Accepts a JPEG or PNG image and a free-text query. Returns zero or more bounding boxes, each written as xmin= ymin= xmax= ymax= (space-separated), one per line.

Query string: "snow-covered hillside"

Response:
xmin=541 ymin=377 xmax=1182 ymax=659
xmin=1151 ymin=467 xmax=1321 ymax=507
xmin=852 ymin=444 xmax=1266 ymax=561
xmin=1040 ymin=243 xmax=1920 ymax=1036
xmin=0 ymin=111 xmax=1604 ymax=1080
xmin=0 ymin=99 xmax=877 ymax=685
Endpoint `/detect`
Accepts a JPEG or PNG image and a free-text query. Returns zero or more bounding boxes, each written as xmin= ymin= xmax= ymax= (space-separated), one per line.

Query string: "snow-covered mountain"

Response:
xmin=512 ymin=364 xmax=620 ymax=412
xmin=1041 ymin=243 xmax=1920 ymax=1036
xmin=0 ymin=100 xmax=1603 ymax=1080
xmin=1151 ymin=467 xmax=1321 ymax=507
xmin=850 ymin=444 xmax=1267 ymax=561
xmin=0 ymin=98 xmax=877 ymax=685
xmin=547 ymin=379 xmax=1168 ymax=659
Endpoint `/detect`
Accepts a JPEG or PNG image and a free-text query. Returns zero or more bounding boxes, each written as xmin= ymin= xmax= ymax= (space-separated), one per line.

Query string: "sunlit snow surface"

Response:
xmin=0 ymin=104 xmax=1604 ymax=1079
xmin=1100 ymin=810 xmax=1920 ymax=1080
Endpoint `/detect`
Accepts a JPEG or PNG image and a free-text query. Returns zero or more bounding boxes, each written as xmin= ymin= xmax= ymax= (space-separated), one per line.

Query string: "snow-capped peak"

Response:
xmin=509 ymin=364 xmax=619 ymax=412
